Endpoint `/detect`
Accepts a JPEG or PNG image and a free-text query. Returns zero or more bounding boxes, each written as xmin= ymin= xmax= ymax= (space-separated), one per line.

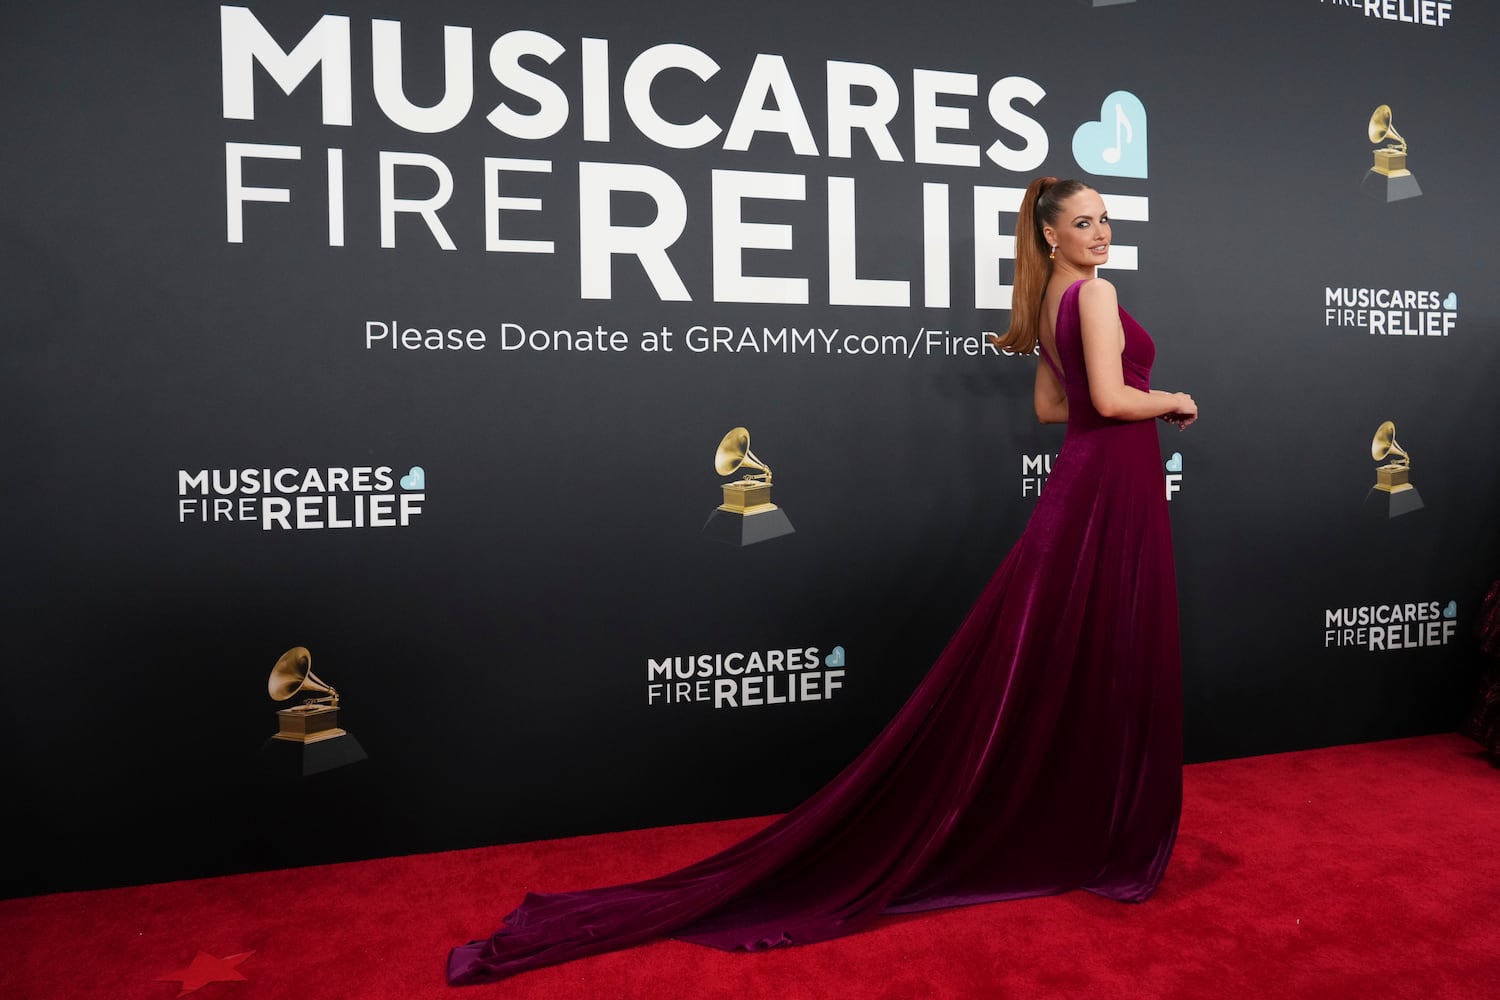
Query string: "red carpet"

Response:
xmin=3 ymin=734 xmax=1497 ymax=999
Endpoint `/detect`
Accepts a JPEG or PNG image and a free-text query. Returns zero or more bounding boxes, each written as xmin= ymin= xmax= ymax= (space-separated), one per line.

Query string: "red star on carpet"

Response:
xmin=155 ymin=950 xmax=253 ymax=996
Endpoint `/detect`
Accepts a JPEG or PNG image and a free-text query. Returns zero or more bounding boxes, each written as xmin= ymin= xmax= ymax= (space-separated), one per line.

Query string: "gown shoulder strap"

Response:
xmin=1040 ymin=279 xmax=1089 ymax=382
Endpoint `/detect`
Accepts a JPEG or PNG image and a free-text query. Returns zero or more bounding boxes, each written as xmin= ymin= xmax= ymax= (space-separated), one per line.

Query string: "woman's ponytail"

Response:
xmin=989 ymin=176 xmax=1087 ymax=355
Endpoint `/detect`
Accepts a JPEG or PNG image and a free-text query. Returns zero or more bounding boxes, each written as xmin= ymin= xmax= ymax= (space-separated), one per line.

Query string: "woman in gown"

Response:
xmin=447 ymin=176 xmax=1198 ymax=985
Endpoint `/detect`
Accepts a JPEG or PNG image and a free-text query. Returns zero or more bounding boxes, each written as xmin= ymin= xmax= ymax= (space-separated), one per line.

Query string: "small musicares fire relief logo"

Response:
xmin=177 ymin=465 xmax=425 ymax=530
xmin=1324 ymin=287 xmax=1457 ymax=336
xmin=1324 ymin=599 xmax=1457 ymax=651
xmin=1320 ymin=0 xmax=1452 ymax=28
xmin=647 ymin=645 xmax=846 ymax=710
xmin=1021 ymin=452 xmax=1183 ymax=500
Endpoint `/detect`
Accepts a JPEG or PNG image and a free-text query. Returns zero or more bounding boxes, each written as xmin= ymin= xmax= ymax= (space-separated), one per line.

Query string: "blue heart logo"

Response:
xmin=824 ymin=646 xmax=846 ymax=668
xmin=1165 ymin=452 xmax=1183 ymax=473
xmin=1443 ymin=292 xmax=1458 ymax=311
xmin=1443 ymin=600 xmax=1458 ymax=619
xmin=400 ymin=466 xmax=425 ymax=491
xmin=1072 ymin=91 xmax=1148 ymax=179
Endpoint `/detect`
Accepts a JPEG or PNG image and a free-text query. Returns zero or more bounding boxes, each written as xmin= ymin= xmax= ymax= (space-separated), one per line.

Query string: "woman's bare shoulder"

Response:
xmin=1076 ymin=277 xmax=1118 ymax=305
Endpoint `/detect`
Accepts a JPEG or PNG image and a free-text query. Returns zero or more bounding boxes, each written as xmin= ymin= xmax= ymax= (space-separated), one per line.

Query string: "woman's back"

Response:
xmin=1041 ymin=278 xmax=1158 ymax=433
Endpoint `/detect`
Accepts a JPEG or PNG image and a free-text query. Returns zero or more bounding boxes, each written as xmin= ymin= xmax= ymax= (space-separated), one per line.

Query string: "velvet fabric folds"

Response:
xmin=1464 ymin=580 xmax=1500 ymax=754
xmin=448 ymin=279 xmax=1182 ymax=985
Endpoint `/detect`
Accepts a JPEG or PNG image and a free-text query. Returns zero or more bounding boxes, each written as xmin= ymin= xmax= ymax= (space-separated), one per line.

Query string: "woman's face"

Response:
xmin=1042 ymin=188 xmax=1110 ymax=270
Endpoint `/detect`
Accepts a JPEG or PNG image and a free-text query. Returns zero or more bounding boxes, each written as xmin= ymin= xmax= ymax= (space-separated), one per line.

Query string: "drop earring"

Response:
xmin=1048 ymin=245 xmax=1056 ymax=260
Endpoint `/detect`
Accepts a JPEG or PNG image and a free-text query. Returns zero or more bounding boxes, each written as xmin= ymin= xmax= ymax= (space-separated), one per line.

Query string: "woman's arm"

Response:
xmin=1078 ymin=279 xmax=1195 ymax=423
xmin=1033 ymin=355 xmax=1068 ymax=424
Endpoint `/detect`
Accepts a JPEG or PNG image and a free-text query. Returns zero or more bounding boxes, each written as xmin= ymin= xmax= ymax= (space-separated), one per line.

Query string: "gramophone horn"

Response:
xmin=1368 ymin=105 xmax=1405 ymax=151
xmin=714 ymin=426 xmax=772 ymax=482
xmin=1370 ymin=420 xmax=1410 ymax=466
xmin=268 ymin=646 xmax=339 ymax=704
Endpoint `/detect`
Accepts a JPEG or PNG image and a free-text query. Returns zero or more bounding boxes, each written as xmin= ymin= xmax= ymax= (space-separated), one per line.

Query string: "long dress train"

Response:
xmin=447 ymin=278 xmax=1182 ymax=984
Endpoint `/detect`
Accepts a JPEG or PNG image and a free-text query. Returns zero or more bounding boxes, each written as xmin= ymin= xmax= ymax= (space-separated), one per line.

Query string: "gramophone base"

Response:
xmin=702 ymin=506 xmax=796 ymax=546
xmin=1363 ymin=485 xmax=1424 ymax=520
xmin=274 ymin=703 xmax=343 ymax=741
xmin=257 ymin=731 xmax=368 ymax=777
xmin=272 ymin=727 xmax=347 ymax=744
xmin=1361 ymin=169 xmax=1422 ymax=202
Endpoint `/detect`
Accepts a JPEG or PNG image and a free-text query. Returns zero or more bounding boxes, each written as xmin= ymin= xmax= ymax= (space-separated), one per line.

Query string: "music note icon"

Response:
xmin=1101 ymin=104 xmax=1133 ymax=165
xmin=1072 ymin=91 xmax=1148 ymax=179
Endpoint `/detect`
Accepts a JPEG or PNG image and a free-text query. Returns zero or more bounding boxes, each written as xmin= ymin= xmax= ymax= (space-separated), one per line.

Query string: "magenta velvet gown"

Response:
xmin=447 ymin=278 xmax=1182 ymax=984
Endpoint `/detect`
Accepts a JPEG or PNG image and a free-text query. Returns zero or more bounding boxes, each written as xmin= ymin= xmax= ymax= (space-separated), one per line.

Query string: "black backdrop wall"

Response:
xmin=4 ymin=0 xmax=1497 ymax=898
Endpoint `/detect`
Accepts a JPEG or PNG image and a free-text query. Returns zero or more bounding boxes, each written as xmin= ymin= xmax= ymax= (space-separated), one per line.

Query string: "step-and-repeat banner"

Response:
xmin=3 ymin=0 xmax=1496 ymax=896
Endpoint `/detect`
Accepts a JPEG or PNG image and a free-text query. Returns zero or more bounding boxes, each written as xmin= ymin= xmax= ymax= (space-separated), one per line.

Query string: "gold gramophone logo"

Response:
xmin=1361 ymin=104 xmax=1422 ymax=202
xmin=263 ymin=646 xmax=367 ymax=773
xmin=1366 ymin=420 xmax=1424 ymax=518
xmin=701 ymin=427 xmax=795 ymax=546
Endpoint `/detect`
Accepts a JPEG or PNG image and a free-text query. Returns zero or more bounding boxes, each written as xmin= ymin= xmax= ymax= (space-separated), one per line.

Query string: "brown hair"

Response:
xmin=989 ymin=176 xmax=1090 ymax=355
